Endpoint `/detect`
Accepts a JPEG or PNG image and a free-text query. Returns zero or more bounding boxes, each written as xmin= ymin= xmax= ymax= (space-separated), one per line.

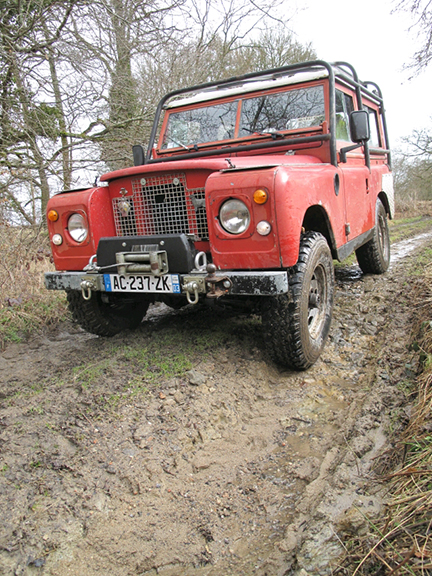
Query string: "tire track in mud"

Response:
xmin=0 ymin=231 xmax=430 ymax=576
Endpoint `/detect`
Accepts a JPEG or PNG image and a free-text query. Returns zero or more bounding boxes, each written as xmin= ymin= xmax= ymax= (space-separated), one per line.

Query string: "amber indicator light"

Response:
xmin=47 ymin=210 xmax=59 ymax=222
xmin=253 ymin=189 xmax=268 ymax=204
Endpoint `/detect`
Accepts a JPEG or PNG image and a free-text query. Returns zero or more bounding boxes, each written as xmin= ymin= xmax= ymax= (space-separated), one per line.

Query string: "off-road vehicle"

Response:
xmin=45 ymin=60 xmax=394 ymax=370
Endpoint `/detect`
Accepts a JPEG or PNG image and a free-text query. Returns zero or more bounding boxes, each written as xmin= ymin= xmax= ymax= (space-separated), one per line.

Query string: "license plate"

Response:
xmin=104 ymin=273 xmax=181 ymax=294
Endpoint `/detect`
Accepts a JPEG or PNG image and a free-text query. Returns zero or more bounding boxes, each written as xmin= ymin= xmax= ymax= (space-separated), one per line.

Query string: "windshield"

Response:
xmin=160 ymin=84 xmax=325 ymax=150
xmin=239 ymin=85 xmax=325 ymax=136
xmin=161 ymin=101 xmax=238 ymax=149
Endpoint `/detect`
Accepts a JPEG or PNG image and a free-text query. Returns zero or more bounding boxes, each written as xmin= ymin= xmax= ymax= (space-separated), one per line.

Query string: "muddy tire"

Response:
xmin=66 ymin=290 xmax=150 ymax=337
xmin=356 ymin=199 xmax=390 ymax=274
xmin=262 ymin=232 xmax=334 ymax=370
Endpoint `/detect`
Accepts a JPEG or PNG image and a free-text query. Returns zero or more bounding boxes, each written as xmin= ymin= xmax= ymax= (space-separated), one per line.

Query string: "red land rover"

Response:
xmin=45 ymin=60 xmax=394 ymax=370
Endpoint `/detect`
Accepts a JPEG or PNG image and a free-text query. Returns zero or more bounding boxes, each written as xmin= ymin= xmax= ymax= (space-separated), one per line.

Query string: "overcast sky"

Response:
xmin=288 ymin=0 xmax=432 ymax=152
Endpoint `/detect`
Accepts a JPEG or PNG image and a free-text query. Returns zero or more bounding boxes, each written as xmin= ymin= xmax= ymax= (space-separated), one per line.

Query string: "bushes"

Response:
xmin=0 ymin=225 xmax=67 ymax=349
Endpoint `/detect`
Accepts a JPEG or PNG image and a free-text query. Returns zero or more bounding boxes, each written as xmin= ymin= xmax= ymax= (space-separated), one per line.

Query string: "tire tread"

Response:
xmin=67 ymin=290 xmax=149 ymax=337
xmin=263 ymin=231 xmax=334 ymax=370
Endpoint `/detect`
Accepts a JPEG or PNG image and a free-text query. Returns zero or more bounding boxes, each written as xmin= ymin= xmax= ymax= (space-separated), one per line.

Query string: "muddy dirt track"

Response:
xmin=1 ymin=226 xmax=431 ymax=576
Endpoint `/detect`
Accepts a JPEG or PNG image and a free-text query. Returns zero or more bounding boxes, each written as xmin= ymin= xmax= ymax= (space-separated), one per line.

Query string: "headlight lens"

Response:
xmin=219 ymin=199 xmax=250 ymax=235
xmin=68 ymin=213 xmax=88 ymax=243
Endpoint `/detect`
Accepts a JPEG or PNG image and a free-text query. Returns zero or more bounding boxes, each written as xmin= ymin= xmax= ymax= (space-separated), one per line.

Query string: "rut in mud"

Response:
xmin=0 ymin=229 xmax=431 ymax=576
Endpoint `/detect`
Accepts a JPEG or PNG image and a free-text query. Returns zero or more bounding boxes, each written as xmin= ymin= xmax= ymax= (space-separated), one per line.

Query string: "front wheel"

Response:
xmin=67 ymin=290 xmax=150 ymax=337
xmin=262 ymin=231 xmax=335 ymax=370
xmin=355 ymin=199 xmax=390 ymax=274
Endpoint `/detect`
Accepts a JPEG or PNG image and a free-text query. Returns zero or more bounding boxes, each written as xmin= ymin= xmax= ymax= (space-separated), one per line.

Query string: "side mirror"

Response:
xmin=340 ymin=110 xmax=371 ymax=163
xmin=350 ymin=110 xmax=370 ymax=143
xmin=132 ymin=145 xmax=145 ymax=166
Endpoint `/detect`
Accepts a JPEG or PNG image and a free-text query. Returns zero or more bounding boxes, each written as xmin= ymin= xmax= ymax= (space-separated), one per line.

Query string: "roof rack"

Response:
xmin=144 ymin=60 xmax=390 ymax=168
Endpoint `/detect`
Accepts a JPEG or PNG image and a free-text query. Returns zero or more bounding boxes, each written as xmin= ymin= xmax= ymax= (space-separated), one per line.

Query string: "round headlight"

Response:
xmin=219 ymin=199 xmax=250 ymax=235
xmin=68 ymin=213 xmax=88 ymax=243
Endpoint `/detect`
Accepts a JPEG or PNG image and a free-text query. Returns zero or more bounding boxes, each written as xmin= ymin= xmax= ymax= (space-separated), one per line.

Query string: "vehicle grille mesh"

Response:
xmin=112 ymin=173 xmax=208 ymax=240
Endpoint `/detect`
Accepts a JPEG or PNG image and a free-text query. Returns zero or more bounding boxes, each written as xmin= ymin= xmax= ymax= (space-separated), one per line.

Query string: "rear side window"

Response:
xmin=335 ymin=90 xmax=354 ymax=141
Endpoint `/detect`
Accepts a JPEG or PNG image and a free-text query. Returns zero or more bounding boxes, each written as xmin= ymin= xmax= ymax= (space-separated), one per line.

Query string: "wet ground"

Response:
xmin=0 ymin=227 xmax=431 ymax=576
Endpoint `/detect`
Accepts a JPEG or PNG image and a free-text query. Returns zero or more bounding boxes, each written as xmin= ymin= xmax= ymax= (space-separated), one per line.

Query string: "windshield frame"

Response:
xmin=158 ymin=80 xmax=327 ymax=154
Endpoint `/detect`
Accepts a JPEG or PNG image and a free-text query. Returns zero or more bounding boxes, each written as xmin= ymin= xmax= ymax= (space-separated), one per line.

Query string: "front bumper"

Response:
xmin=44 ymin=270 xmax=288 ymax=297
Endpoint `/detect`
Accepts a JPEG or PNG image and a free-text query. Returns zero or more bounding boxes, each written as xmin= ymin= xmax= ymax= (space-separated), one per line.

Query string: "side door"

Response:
xmin=336 ymin=89 xmax=371 ymax=242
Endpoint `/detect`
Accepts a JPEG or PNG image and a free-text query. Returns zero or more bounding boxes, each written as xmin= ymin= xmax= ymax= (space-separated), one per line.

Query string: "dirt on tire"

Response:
xmin=0 ymin=227 xmax=431 ymax=576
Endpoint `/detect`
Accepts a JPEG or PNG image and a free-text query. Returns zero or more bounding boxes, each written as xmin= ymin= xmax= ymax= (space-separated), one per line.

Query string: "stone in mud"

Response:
xmin=187 ymin=370 xmax=207 ymax=386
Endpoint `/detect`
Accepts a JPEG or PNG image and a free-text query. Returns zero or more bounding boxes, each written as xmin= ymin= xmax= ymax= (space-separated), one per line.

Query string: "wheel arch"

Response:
xmin=378 ymin=191 xmax=391 ymax=219
xmin=302 ymin=205 xmax=337 ymax=259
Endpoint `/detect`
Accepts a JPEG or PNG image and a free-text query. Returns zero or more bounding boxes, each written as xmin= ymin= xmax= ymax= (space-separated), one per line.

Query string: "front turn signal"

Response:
xmin=253 ymin=189 xmax=268 ymax=204
xmin=48 ymin=210 xmax=59 ymax=222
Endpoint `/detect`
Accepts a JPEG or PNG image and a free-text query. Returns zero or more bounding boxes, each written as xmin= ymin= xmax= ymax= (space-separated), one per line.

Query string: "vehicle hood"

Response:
xmin=100 ymin=154 xmax=323 ymax=182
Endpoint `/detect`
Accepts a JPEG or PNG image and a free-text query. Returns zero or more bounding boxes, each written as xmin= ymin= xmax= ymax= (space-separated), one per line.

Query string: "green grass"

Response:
xmin=388 ymin=216 xmax=432 ymax=244
xmin=72 ymin=359 xmax=113 ymax=389
xmin=408 ymin=246 xmax=432 ymax=275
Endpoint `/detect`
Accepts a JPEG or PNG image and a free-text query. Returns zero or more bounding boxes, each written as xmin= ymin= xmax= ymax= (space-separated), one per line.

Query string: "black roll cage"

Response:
xmin=143 ymin=60 xmax=391 ymax=169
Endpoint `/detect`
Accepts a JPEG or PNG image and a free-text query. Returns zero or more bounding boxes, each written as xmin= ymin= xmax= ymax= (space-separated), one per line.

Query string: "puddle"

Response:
xmin=390 ymin=230 xmax=432 ymax=265
xmin=335 ymin=266 xmax=363 ymax=282
xmin=335 ymin=229 xmax=432 ymax=282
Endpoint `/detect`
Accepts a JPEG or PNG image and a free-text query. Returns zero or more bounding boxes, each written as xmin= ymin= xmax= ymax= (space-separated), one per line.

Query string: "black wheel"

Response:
xmin=66 ymin=290 xmax=150 ymax=337
xmin=262 ymin=231 xmax=334 ymax=370
xmin=356 ymin=199 xmax=390 ymax=274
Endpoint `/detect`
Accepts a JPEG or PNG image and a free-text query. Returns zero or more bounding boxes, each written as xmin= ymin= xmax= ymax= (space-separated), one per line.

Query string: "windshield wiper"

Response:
xmin=242 ymin=128 xmax=286 ymax=140
xmin=170 ymin=138 xmax=190 ymax=151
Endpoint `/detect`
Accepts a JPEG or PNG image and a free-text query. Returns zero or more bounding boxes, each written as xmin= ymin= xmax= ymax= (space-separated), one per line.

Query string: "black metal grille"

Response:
xmin=112 ymin=173 xmax=208 ymax=240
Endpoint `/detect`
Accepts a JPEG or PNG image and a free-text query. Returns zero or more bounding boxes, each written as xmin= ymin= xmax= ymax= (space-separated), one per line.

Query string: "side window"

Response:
xmin=366 ymin=106 xmax=381 ymax=147
xmin=335 ymin=90 xmax=354 ymax=141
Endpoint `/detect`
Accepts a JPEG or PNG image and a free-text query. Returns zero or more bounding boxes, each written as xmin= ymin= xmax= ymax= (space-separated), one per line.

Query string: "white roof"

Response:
xmin=166 ymin=69 xmax=329 ymax=109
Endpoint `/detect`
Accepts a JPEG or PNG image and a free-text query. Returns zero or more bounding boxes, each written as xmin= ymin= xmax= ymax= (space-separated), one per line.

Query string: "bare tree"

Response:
xmin=136 ymin=17 xmax=314 ymax=150
xmin=67 ymin=0 xmax=187 ymax=171
xmin=393 ymin=120 xmax=432 ymax=207
xmin=393 ymin=152 xmax=432 ymax=207
xmin=393 ymin=0 xmax=432 ymax=73
xmin=0 ymin=0 xmax=77 ymax=223
xmin=404 ymin=126 xmax=432 ymax=157
xmin=0 ymin=0 xmax=312 ymax=224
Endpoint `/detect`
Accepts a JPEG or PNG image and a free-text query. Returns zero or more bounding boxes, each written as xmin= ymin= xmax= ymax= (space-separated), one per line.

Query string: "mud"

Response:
xmin=0 ymin=229 xmax=431 ymax=576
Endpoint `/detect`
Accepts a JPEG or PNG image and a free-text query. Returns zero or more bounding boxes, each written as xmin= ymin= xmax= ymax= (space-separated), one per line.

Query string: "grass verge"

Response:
xmin=337 ymin=254 xmax=432 ymax=574
xmin=0 ymin=225 xmax=67 ymax=349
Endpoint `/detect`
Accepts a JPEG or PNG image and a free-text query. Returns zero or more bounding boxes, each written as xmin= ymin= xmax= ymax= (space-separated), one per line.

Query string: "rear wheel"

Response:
xmin=67 ymin=290 xmax=150 ymax=337
xmin=356 ymin=199 xmax=390 ymax=274
xmin=262 ymin=231 xmax=334 ymax=370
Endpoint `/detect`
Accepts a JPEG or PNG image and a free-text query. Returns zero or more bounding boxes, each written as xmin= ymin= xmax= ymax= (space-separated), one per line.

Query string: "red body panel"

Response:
xmin=273 ymin=165 xmax=346 ymax=267
xmin=205 ymin=168 xmax=281 ymax=270
xmin=47 ymin=187 xmax=115 ymax=271
xmin=47 ymin=150 xmax=390 ymax=272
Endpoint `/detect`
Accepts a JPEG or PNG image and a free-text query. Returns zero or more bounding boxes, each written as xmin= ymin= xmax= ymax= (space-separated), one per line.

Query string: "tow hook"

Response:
xmin=80 ymin=278 xmax=97 ymax=301
xmin=205 ymin=264 xmax=232 ymax=299
xmin=184 ymin=281 xmax=199 ymax=305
